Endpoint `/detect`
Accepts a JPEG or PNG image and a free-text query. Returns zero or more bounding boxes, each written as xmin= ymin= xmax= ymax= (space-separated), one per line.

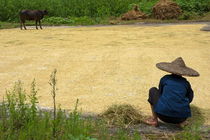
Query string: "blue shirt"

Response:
xmin=154 ymin=74 xmax=194 ymax=118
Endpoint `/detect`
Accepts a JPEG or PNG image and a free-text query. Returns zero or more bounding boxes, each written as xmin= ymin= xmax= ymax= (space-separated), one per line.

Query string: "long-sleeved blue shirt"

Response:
xmin=154 ymin=74 xmax=194 ymax=118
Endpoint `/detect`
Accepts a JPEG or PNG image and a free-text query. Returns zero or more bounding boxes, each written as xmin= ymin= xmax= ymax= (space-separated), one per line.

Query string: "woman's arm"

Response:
xmin=186 ymin=82 xmax=194 ymax=103
xmin=158 ymin=81 xmax=163 ymax=96
xmin=158 ymin=76 xmax=167 ymax=95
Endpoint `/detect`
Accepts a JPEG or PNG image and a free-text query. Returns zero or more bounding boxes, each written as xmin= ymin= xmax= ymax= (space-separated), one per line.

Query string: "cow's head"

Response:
xmin=43 ymin=10 xmax=48 ymax=15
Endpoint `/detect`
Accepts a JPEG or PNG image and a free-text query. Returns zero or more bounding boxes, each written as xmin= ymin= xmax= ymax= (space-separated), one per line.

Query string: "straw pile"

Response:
xmin=121 ymin=5 xmax=147 ymax=20
xmin=152 ymin=0 xmax=182 ymax=20
xmin=100 ymin=104 xmax=143 ymax=127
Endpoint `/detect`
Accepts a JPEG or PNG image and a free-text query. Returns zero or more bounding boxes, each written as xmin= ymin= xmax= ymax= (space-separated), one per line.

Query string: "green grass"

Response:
xmin=43 ymin=16 xmax=110 ymax=26
xmin=201 ymin=12 xmax=210 ymax=21
xmin=0 ymin=0 xmax=210 ymax=23
xmin=0 ymin=21 xmax=19 ymax=29
xmin=0 ymin=0 xmax=142 ymax=22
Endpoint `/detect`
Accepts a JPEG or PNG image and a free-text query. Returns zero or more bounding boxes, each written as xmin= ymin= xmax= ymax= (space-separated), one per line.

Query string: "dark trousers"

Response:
xmin=148 ymin=87 xmax=187 ymax=124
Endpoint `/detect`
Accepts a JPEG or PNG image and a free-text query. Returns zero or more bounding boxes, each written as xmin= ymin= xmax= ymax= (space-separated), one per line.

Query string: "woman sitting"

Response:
xmin=146 ymin=57 xmax=199 ymax=127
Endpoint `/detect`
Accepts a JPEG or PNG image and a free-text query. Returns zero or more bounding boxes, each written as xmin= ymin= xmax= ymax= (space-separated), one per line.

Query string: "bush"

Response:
xmin=175 ymin=0 xmax=210 ymax=14
xmin=138 ymin=0 xmax=158 ymax=15
xmin=178 ymin=11 xmax=200 ymax=20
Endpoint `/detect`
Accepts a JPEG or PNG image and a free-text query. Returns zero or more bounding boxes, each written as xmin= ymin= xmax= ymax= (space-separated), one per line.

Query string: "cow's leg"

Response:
xmin=20 ymin=20 xmax=23 ymax=30
xmin=35 ymin=20 xmax=38 ymax=29
xmin=39 ymin=20 xmax=42 ymax=29
xmin=23 ymin=20 xmax=27 ymax=30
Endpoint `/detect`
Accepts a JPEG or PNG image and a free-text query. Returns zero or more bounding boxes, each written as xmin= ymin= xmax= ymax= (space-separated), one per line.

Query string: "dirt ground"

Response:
xmin=0 ymin=24 xmax=210 ymax=124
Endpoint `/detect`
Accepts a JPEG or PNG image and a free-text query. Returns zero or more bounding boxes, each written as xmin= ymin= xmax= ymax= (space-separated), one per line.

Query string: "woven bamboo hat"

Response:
xmin=156 ymin=57 xmax=199 ymax=77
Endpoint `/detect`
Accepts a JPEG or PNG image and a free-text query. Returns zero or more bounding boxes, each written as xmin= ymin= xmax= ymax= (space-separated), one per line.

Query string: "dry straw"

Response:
xmin=100 ymin=104 xmax=143 ymax=127
xmin=152 ymin=0 xmax=182 ymax=20
xmin=121 ymin=5 xmax=147 ymax=20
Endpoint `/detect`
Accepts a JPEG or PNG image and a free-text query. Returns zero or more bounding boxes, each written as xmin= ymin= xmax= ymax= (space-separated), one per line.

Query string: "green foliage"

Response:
xmin=175 ymin=0 xmax=210 ymax=14
xmin=138 ymin=0 xmax=158 ymax=15
xmin=0 ymin=0 xmax=142 ymax=22
xmin=0 ymin=0 xmax=210 ymax=23
xmin=0 ymin=21 xmax=19 ymax=29
xmin=175 ymin=0 xmax=210 ymax=20
xmin=43 ymin=16 xmax=106 ymax=25
xmin=178 ymin=11 xmax=200 ymax=20
xmin=71 ymin=16 xmax=96 ymax=25
xmin=201 ymin=12 xmax=210 ymax=20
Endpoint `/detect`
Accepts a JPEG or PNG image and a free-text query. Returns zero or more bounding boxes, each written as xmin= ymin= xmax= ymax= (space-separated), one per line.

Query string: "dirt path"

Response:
xmin=0 ymin=24 xmax=210 ymax=124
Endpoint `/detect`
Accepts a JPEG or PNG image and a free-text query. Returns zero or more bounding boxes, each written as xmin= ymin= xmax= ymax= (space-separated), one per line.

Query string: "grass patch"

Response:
xmin=201 ymin=12 xmax=210 ymax=21
xmin=43 ymin=16 xmax=109 ymax=26
xmin=0 ymin=22 xmax=19 ymax=29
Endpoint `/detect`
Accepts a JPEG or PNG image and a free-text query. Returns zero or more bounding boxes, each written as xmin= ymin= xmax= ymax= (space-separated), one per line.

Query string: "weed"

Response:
xmin=49 ymin=69 xmax=57 ymax=138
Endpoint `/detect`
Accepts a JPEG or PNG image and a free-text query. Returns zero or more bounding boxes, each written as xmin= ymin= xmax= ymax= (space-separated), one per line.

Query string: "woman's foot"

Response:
xmin=178 ymin=120 xmax=188 ymax=128
xmin=144 ymin=117 xmax=159 ymax=127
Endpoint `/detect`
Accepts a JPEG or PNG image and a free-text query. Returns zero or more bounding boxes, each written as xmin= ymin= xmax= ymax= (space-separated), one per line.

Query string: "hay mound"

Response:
xmin=152 ymin=0 xmax=182 ymax=20
xmin=121 ymin=5 xmax=147 ymax=20
xmin=100 ymin=104 xmax=143 ymax=126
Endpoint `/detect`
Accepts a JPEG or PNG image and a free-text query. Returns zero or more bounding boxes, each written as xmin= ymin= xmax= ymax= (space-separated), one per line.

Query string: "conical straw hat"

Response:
xmin=156 ymin=57 xmax=199 ymax=77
